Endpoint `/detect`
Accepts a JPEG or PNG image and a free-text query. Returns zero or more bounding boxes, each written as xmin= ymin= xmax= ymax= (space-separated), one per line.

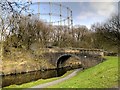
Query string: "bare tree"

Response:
xmin=73 ymin=25 xmax=88 ymax=42
xmin=0 ymin=0 xmax=31 ymax=39
xmin=0 ymin=0 xmax=32 ymax=55
xmin=91 ymin=14 xmax=119 ymax=52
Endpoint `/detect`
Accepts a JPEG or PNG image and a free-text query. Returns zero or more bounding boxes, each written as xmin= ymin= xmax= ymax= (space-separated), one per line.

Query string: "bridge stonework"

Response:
xmin=36 ymin=48 xmax=104 ymax=69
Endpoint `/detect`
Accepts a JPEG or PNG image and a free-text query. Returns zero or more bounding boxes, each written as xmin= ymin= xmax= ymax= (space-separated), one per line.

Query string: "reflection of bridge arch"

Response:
xmin=56 ymin=54 xmax=81 ymax=68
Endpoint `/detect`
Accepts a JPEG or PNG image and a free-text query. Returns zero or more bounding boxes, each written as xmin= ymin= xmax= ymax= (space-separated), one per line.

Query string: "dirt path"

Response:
xmin=25 ymin=68 xmax=82 ymax=89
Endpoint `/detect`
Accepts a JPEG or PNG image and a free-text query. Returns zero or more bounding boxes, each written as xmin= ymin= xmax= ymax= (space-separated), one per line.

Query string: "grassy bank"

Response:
xmin=2 ymin=47 xmax=55 ymax=75
xmin=4 ymin=56 xmax=118 ymax=88
xmin=48 ymin=56 xmax=118 ymax=88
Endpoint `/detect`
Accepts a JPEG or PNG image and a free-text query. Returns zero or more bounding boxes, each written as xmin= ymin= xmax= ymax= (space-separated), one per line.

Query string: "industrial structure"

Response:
xmin=23 ymin=2 xmax=73 ymax=31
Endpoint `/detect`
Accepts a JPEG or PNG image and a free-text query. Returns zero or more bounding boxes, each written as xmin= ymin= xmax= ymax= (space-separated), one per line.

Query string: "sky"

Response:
xmin=5 ymin=0 xmax=120 ymax=29
xmin=61 ymin=2 xmax=118 ymax=28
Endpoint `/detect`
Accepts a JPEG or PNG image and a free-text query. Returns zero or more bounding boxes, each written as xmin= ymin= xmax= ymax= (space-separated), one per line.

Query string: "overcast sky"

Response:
xmin=62 ymin=2 xmax=118 ymax=28
xmin=6 ymin=0 xmax=120 ymax=29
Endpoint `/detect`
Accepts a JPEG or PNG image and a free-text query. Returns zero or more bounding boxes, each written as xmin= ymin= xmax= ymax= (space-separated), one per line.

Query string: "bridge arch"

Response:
xmin=56 ymin=54 xmax=81 ymax=68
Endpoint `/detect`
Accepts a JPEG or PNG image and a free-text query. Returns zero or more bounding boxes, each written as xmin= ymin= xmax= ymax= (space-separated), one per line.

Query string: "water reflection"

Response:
xmin=2 ymin=65 xmax=81 ymax=87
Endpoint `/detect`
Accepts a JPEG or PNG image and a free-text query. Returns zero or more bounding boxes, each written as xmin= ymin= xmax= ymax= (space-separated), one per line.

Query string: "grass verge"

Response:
xmin=48 ymin=56 xmax=118 ymax=88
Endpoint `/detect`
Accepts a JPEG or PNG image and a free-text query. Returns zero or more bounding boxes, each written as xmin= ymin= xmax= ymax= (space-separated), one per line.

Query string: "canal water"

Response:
xmin=2 ymin=65 xmax=82 ymax=87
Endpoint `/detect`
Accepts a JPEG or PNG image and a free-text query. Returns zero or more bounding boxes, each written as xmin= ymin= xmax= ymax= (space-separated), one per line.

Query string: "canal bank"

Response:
xmin=2 ymin=65 xmax=82 ymax=87
xmin=4 ymin=56 xmax=116 ymax=89
xmin=48 ymin=56 xmax=118 ymax=88
xmin=30 ymin=68 xmax=82 ymax=89
xmin=3 ymin=68 xmax=78 ymax=88
xmin=2 ymin=47 xmax=104 ymax=87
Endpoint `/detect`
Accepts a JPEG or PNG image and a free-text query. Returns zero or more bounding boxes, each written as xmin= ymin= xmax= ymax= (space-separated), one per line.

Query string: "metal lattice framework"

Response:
xmin=22 ymin=2 xmax=73 ymax=30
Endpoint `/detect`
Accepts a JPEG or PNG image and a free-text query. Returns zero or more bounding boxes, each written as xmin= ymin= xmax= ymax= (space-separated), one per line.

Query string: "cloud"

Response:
xmin=8 ymin=0 xmax=119 ymax=2
xmin=31 ymin=0 xmax=119 ymax=2
xmin=77 ymin=12 xmax=95 ymax=20
xmin=91 ymin=2 xmax=117 ymax=17
xmin=74 ymin=2 xmax=118 ymax=28
xmin=87 ymin=0 xmax=119 ymax=2
xmin=77 ymin=2 xmax=117 ymax=21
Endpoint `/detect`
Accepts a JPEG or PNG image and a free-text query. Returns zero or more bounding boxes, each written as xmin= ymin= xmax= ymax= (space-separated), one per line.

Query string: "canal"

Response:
xmin=2 ymin=65 xmax=82 ymax=87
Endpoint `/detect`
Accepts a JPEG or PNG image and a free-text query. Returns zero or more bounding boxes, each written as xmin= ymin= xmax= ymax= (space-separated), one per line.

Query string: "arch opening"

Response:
xmin=56 ymin=54 xmax=82 ymax=69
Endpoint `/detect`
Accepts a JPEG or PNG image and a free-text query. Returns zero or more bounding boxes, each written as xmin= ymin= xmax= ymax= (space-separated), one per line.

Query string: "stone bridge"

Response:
xmin=32 ymin=47 xmax=104 ymax=69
